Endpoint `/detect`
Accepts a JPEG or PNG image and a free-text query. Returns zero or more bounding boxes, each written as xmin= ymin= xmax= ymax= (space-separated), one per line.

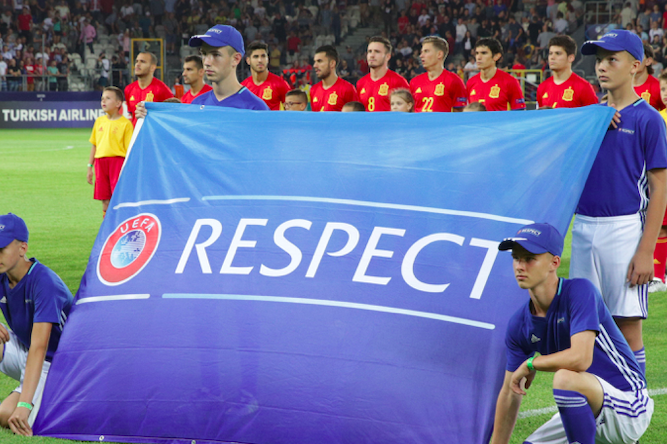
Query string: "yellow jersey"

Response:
xmin=89 ymin=114 xmax=133 ymax=158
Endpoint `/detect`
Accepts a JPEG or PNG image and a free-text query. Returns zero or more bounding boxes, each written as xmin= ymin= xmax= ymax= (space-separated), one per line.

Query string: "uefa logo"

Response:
xmin=97 ymin=213 xmax=162 ymax=286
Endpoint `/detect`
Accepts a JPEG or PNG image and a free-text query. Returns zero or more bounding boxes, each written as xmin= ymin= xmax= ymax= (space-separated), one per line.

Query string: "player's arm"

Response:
xmin=490 ymin=371 xmax=523 ymax=444
xmin=628 ymin=167 xmax=667 ymax=286
xmin=509 ymin=77 xmax=526 ymax=110
xmin=8 ymin=322 xmax=52 ymax=436
xmin=452 ymin=76 xmax=467 ymax=111
xmin=510 ymin=330 xmax=595 ymax=396
xmin=87 ymin=144 xmax=96 ymax=185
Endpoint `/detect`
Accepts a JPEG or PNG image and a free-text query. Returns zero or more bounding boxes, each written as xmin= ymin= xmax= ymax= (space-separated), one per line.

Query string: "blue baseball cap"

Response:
xmin=581 ymin=30 xmax=644 ymax=62
xmin=0 ymin=213 xmax=29 ymax=248
xmin=188 ymin=25 xmax=245 ymax=56
xmin=498 ymin=223 xmax=563 ymax=257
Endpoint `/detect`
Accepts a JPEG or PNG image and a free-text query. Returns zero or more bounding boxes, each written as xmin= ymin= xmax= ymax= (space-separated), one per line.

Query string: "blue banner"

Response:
xmin=34 ymin=104 xmax=614 ymax=444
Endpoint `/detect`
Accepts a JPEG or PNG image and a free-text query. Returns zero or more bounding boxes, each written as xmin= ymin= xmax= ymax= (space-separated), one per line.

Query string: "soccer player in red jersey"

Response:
xmin=242 ymin=41 xmax=291 ymax=110
xmin=537 ymin=36 xmax=598 ymax=108
xmin=634 ymin=42 xmax=665 ymax=111
xmin=310 ymin=45 xmax=359 ymax=112
xmin=410 ymin=36 xmax=467 ymax=112
xmin=466 ymin=38 xmax=526 ymax=111
xmin=356 ymin=36 xmax=409 ymax=111
xmin=124 ymin=52 xmax=173 ymax=125
xmin=181 ymin=55 xmax=212 ymax=104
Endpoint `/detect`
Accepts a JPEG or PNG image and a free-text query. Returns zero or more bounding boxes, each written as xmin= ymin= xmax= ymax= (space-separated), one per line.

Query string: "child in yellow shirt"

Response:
xmin=87 ymin=86 xmax=133 ymax=217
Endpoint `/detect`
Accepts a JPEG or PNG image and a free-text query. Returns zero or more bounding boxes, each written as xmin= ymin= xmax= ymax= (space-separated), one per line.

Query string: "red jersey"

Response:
xmin=410 ymin=69 xmax=467 ymax=112
xmin=310 ymin=77 xmax=359 ymax=112
xmin=537 ymin=72 xmax=598 ymax=108
xmin=242 ymin=72 xmax=291 ymax=110
xmin=467 ymin=69 xmax=526 ymax=111
xmin=357 ymin=69 xmax=409 ymax=111
xmin=181 ymin=84 xmax=213 ymax=104
xmin=634 ymin=74 xmax=665 ymax=111
xmin=124 ymin=77 xmax=174 ymax=125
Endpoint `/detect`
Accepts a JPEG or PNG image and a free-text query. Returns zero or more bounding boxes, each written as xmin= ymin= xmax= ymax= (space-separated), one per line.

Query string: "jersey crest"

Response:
xmin=641 ymin=91 xmax=651 ymax=102
xmin=379 ymin=83 xmax=389 ymax=96
xmin=327 ymin=91 xmax=338 ymax=106
xmin=262 ymin=86 xmax=273 ymax=100
xmin=415 ymin=87 xmax=422 ymax=93
xmin=489 ymin=85 xmax=500 ymax=99
xmin=145 ymin=92 xmax=155 ymax=102
xmin=562 ymin=87 xmax=574 ymax=102
xmin=434 ymin=83 xmax=445 ymax=96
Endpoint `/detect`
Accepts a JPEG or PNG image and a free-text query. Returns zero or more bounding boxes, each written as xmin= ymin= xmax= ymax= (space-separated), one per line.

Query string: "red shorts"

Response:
xmin=94 ymin=156 xmax=125 ymax=201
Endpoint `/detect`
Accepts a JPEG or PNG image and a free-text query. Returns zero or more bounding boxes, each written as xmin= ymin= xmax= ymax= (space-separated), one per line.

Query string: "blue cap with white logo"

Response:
xmin=188 ymin=25 xmax=245 ymax=56
xmin=581 ymin=29 xmax=644 ymax=62
xmin=498 ymin=223 xmax=564 ymax=257
xmin=0 ymin=213 xmax=29 ymax=249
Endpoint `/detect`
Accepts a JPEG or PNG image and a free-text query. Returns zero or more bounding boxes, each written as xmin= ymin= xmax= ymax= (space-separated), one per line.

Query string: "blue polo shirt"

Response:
xmin=0 ymin=259 xmax=73 ymax=361
xmin=191 ymin=86 xmax=269 ymax=110
xmin=576 ymin=99 xmax=667 ymax=217
xmin=505 ymin=278 xmax=645 ymax=392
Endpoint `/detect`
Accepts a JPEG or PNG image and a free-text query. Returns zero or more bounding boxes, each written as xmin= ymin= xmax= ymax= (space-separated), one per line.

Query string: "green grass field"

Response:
xmin=0 ymin=129 xmax=665 ymax=443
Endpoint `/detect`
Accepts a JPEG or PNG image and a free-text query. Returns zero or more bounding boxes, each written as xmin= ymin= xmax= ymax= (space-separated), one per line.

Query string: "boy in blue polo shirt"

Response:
xmin=571 ymin=30 xmax=667 ymax=376
xmin=491 ymin=223 xmax=653 ymax=444
xmin=0 ymin=214 xmax=73 ymax=436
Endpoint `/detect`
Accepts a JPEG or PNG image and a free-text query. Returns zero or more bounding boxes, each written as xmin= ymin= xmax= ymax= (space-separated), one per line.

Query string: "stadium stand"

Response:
xmin=0 ymin=0 xmax=660 ymax=99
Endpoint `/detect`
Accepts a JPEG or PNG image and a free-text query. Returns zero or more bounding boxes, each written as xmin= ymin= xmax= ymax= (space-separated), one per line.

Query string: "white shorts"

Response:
xmin=0 ymin=329 xmax=51 ymax=427
xmin=525 ymin=377 xmax=654 ymax=444
xmin=570 ymin=214 xmax=648 ymax=318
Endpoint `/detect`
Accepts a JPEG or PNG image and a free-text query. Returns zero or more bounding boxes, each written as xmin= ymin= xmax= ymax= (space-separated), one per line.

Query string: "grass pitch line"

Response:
xmin=518 ymin=387 xmax=667 ymax=419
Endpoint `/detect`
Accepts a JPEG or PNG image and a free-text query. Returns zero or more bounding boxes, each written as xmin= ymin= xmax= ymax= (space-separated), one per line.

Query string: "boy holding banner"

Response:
xmin=492 ymin=223 xmax=652 ymax=444
xmin=571 ymin=30 xmax=667 ymax=376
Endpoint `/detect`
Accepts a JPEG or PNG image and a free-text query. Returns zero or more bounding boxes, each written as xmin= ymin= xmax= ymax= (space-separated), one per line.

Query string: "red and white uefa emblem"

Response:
xmin=97 ymin=213 xmax=162 ymax=286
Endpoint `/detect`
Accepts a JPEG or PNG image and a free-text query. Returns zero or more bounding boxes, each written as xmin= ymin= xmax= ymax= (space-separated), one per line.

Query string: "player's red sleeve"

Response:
xmin=508 ymin=76 xmax=526 ymax=110
xmin=536 ymin=82 xmax=545 ymax=108
xmin=348 ymin=84 xmax=359 ymax=104
xmin=579 ymin=80 xmax=598 ymax=107
xmin=451 ymin=76 xmax=467 ymax=108
xmin=280 ymin=78 xmax=290 ymax=104
xmin=396 ymin=74 xmax=409 ymax=90
xmin=160 ymin=83 xmax=174 ymax=101
xmin=124 ymin=85 xmax=134 ymax=115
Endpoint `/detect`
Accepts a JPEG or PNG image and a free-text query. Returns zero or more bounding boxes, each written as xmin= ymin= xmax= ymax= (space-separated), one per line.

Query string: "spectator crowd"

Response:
xmin=1 ymin=0 xmax=667 ymax=92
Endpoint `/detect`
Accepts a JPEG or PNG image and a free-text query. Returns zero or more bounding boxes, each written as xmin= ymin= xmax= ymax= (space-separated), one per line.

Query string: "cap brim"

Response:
xmin=581 ymin=40 xmax=640 ymax=60
xmin=188 ymin=35 xmax=208 ymax=47
xmin=498 ymin=238 xmax=549 ymax=254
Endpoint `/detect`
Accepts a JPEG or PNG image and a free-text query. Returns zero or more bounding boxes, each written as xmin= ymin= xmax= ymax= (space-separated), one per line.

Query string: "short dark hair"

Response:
xmin=246 ymin=41 xmax=269 ymax=57
xmin=368 ymin=36 xmax=392 ymax=54
xmin=421 ymin=36 xmax=449 ymax=58
xmin=643 ymin=42 xmax=655 ymax=75
xmin=548 ymin=35 xmax=577 ymax=57
xmin=464 ymin=102 xmax=486 ymax=111
xmin=184 ymin=55 xmax=203 ymax=70
xmin=285 ymin=89 xmax=308 ymax=102
xmin=343 ymin=101 xmax=366 ymax=111
xmin=475 ymin=38 xmax=503 ymax=57
xmin=140 ymin=51 xmax=158 ymax=65
xmin=104 ymin=86 xmax=124 ymax=102
xmin=315 ymin=45 xmax=338 ymax=65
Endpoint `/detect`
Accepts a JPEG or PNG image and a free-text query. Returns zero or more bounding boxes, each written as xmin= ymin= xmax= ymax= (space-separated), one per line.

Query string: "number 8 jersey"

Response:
xmin=410 ymin=69 xmax=468 ymax=112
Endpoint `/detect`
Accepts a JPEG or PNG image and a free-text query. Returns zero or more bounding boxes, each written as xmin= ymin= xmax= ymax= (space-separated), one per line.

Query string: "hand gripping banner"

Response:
xmin=34 ymin=103 xmax=614 ymax=444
